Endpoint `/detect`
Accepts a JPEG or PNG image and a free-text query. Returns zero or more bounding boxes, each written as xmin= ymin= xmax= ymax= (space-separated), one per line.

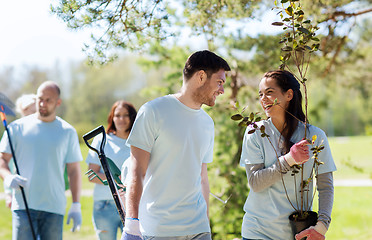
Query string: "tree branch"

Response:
xmin=322 ymin=8 xmax=372 ymax=22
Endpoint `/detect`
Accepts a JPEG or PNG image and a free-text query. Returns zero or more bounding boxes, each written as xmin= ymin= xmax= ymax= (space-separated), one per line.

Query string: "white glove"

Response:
xmin=4 ymin=174 xmax=27 ymax=189
xmin=66 ymin=202 xmax=82 ymax=232
xmin=121 ymin=218 xmax=143 ymax=240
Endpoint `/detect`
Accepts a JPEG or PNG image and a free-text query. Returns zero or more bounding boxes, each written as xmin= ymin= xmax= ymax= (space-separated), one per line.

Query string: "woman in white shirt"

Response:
xmin=86 ymin=100 xmax=137 ymax=240
xmin=240 ymin=70 xmax=336 ymax=240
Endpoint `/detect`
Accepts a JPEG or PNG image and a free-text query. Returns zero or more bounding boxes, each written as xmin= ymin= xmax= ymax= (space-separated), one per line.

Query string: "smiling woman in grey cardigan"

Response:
xmin=239 ymin=70 xmax=336 ymax=240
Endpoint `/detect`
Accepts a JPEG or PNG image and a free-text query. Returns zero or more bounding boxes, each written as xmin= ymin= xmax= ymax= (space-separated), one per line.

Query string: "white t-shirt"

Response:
xmin=239 ymin=118 xmax=337 ymax=240
xmin=85 ymin=133 xmax=130 ymax=201
xmin=0 ymin=114 xmax=82 ymax=215
xmin=121 ymin=156 xmax=131 ymax=187
xmin=127 ymin=94 xmax=214 ymax=236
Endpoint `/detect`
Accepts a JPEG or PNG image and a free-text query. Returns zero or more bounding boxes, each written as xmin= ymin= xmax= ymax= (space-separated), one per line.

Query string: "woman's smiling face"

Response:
xmin=259 ymin=77 xmax=292 ymax=119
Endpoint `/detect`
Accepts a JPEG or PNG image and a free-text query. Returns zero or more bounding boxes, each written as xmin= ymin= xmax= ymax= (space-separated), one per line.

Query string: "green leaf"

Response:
xmin=235 ymin=101 xmax=240 ymax=109
xmin=285 ymin=6 xmax=293 ymax=16
xmin=272 ymin=22 xmax=284 ymax=26
xmin=231 ymin=114 xmax=244 ymax=121
xmin=238 ymin=121 xmax=247 ymax=127
xmin=298 ymin=27 xmax=311 ymax=35
xmin=281 ymin=46 xmax=293 ymax=52
xmin=248 ymin=129 xmax=256 ymax=134
xmin=295 ymin=10 xmax=304 ymax=16
xmin=249 ymin=112 xmax=255 ymax=121
xmin=295 ymin=46 xmax=305 ymax=52
xmin=282 ymin=53 xmax=291 ymax=61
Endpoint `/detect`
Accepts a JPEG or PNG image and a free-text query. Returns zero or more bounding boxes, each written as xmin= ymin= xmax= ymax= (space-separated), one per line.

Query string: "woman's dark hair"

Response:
xmin=263 ymin=70 xmax=307 ymax=152
xmin=183 ymin=50 xmax=231 ymax=80
xmin=107 ymin=100 xmax=137 ymax=134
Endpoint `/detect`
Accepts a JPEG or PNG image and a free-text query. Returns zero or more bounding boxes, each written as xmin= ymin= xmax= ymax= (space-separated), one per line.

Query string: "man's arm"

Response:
xmin=0 ymin=152 xmax=12 ymax=180
xmin=201 ymin=163 xmax=210 ymax=218
xmin=66 ymin=161 xmax=82 ymax=231
xmin=125 ymin=146 xmax=150 ymax=218
xmin=66 ymin=162 xmax=81 ymax=203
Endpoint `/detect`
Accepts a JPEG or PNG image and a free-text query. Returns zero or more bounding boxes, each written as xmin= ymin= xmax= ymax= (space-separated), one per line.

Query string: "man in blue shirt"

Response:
xmin=0 ymin=81 xmax=83 ymax=240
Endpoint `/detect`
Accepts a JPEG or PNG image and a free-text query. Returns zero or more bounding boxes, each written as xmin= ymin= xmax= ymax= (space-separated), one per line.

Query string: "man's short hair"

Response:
xmin=183 ymin=50 xmax=231 ymax=80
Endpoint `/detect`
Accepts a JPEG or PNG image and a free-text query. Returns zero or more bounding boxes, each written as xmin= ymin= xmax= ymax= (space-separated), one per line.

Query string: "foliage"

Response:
xmin=205 ymin=92 xmax=249 ymax=238
xmin=51 ymin=0 xmax=372 ymax=132
xmin=51 ymin=0 xmax=177 ymax=65
xmin=64 ymin=56 xmax=147 ymax=131
xmin=1 ymin=0 xmax=368 ymax=238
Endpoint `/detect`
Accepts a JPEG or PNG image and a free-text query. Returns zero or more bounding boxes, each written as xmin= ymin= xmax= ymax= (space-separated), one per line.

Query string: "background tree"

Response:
xmin=64 ymin=56 xmax=150 ymax=139
xmin=49 ymin=0 xmax=372 ymax=238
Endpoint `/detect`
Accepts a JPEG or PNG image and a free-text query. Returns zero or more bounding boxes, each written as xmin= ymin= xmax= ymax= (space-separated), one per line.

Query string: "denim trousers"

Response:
xmin=12 ymin=209 xmax=63 ymax=240
xmin=144 ymin=232 xmax=212 ymax=240
xmin=93 ymin=200 xmax=123 ymax=240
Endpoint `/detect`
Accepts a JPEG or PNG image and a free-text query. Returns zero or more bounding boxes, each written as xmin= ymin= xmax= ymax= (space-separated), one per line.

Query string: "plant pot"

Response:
xmin=289 ymin=211 xmax=318 ymax=240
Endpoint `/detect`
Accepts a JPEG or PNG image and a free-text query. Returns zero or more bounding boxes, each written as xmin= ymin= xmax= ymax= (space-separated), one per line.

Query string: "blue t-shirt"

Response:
xmin=85 ymin=133 xmax=130 ymax=201
xmin=0 ymin=114 xmax=82 ymax=215
xmin=127 ymin=95 xmax=214 ymax=236
xmin=239 ymin=118 xmax=337 ymax=240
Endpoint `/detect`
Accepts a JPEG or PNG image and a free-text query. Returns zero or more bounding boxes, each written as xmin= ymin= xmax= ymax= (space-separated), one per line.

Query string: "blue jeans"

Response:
xmin=93 ymin=200 xmax=123 ymax=240
xmin=144 ymin=232 xmax=212 ymax=240
xmin=12 ymin=209 xmax=63 ymax=240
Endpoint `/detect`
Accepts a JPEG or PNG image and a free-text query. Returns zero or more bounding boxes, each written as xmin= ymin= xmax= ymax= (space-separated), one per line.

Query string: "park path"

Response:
xmin=333 ymin=179 xmax=372 ymax=187
xmin=1 ymin=179 xmax=372 ymax=200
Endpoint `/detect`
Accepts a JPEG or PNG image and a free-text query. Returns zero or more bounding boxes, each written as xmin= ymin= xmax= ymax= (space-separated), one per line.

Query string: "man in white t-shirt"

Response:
xmin=0 ymin=81 xmax=83 ymax=240
xmin=121 ymin=50 xmax=230 ymax=240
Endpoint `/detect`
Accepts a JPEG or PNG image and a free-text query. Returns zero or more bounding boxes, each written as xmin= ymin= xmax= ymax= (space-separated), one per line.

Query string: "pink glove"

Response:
xmin=284 ymin=139 xmax=310 ymax=166
xmin=295 ymin=226 xmax=325 ymax=240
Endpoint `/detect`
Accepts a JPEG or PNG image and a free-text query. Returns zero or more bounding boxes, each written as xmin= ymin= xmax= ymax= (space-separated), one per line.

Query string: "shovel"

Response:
xmin=83 ymin=125 xmax=126 ymax=225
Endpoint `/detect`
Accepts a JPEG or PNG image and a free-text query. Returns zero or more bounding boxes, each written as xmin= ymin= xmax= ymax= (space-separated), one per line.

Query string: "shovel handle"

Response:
xmin=83 ymin=125 xmax=105 ymax=141
xmin=83 ymin=125 xmax=106 ymax=154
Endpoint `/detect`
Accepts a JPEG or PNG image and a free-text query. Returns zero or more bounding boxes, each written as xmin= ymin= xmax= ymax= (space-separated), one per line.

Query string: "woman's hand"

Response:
xmin=295 ymin=226 xmax=325 ymax=240
xmin=284 ymin=139 xmax=310 ymax=166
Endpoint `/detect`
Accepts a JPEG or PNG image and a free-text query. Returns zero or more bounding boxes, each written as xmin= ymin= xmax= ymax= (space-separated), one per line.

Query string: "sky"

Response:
xmin=0 ymin=0 xmax=90 ymax=70
xmin=1 ymin=1 xmax=370 ymax=74
xmin=0 ymin=1 xmax=283 ymax=73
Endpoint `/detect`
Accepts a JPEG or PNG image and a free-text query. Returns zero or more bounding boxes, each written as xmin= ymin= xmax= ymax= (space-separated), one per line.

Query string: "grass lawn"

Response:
xmin=314 ymin=187 xmax=372 ymax=239
xmin=0 ymin=137 xmax=371 ymax=239
xmin=328 ymin=135 xmax=372 ymax=180
xmin=0 ymin=196 xmax=97 ymax=240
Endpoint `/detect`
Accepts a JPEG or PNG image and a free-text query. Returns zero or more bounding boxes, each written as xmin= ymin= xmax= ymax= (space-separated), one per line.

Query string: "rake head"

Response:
xmin=85 ymin=169 xmax=124 ymax=190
